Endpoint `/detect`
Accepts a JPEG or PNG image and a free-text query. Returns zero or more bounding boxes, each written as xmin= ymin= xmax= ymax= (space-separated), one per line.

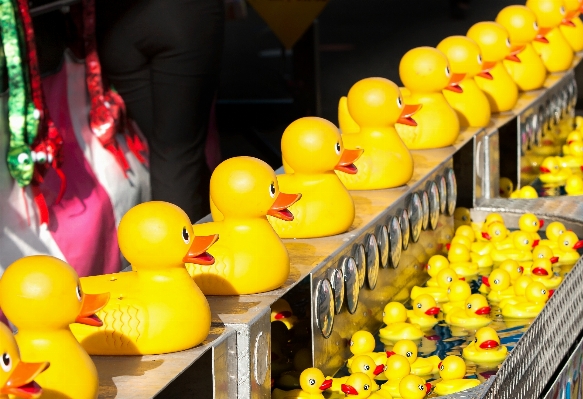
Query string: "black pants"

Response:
xmin=97 ymin=0 xmax=225 ymax=222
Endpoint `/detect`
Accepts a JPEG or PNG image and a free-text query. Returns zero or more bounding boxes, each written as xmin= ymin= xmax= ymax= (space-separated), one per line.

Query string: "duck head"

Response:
xmin=565 ymin=175 xmax=583 ymax=194
xmin=382 ymin=302 xmax=408 ymax=324
xmin=525 ymin=281 xmax=553 ymax=304
xmin=437 ymin=35 xmax=495 ymax=80
xmin=455 ymin=225 xmax=476 ymax=242
xmin=426 ymin=255 xmax=449 ymax=277
xmin=545 ymin=221 xmax=567 ymax=241
xmin=557 ymin=231 xmax=583 ymax=251
xmin=498 ymin=259 xmax=524 ymax=281
xmin=484 ymin=213 xmax=505 ymax=227
xmin=399 ymin=47 xmax=464 ymax=94
xmin=351 ymin=355 xmax=386 ymax=378
xmin=540 ymin=156 xmax=561 ymax=174
xmin=464 ymin=294 xmax=491 ymax=317
xmin=281 ymin=117 xmax=363 ymax=175
xmin=447 ymin=243 xmax=471 ymax=262
xmin=531 ymin=258 xmax=553 ymax=277
xmin=391 ymin=339 xmax=419 ymax=364
xmin=411 ymin=294 xmax=440 ymax=318
xmin=449 ymin=235 xmax=472 ymax=250
xmin=0 ymin=256 xmax=110 ymax=331
xmin=519 ymin=213 xmax=544 ymax=234
xmin=473 ymin=326 xmax=502 ymax=352
xmin=454 ymin=207 xmax=472 ymax=226
xmin=349 ymin=330 xmax=376 ymax=356
xmin=399 ymin=374 xmax=431 ymax=399
xmin=467 ymin=21 xmax=523 ymax=63
xmin=527 ymin=0 xmax=573 ymax=28
xmin=564 ymin=0 xmax=583 ymax=17
xmin=482 ymin=268 xmax=511 ymax=291
xmin=514 ymin=276 xmax=535 ymax=296
xmin=482 ymin=221 xmax=508 ymax=242
xmin=438 ymin=355 xmax=466 ymax=380
xmin=513 ymin=231 xmax=538 ymax=251
xmin=499 ymin=177 xmax=514 ymax=197
xmin=384 ymin=353 xmax=411 ymax=381
xmin=299 ymin=367 xmax=332 ymax=394
xmin=341 ymin=373 xmax=375 ymax=398
xmin=497 ymin=5 xmax=551 ymax=45
xmin=566 ymin=130 xmax=583 ymax=144
xmin=436 ymin=268 xmax=460 ymax=289
xmin=270 ymin=299 xmax=294 ymax=323
xmin=533 ymin=245 xmax=559 ymax=264
xmin=447 ymin=280 xmax=472 ymax=302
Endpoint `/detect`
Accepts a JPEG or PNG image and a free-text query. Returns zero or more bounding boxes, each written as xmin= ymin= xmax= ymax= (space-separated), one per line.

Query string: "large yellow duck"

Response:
xmin=0 ymin=256 xmax=110 ymax=399
xmin=466 ymin=21 xmax=520 ymax=112
xmin=272 ymin=117 xmax=362 ymax=238
xmin=398 ymin=375 xmax=431 ymax=399
xmin=70 ymin=202 xmax=216 ymax=355
xmin=379 ymin=354 xmax=411 ymax=398
xmin=389 ymin=340 xmax=441 ymax=376
xmin=442 ymin=280 xmax=472 ymax=314
xmin=379 ymin=302 xmax=424 ymax=341
xmin=406 ymin=295 xmax=441 ymax=331
xmin=519 ymin=213 xmax=544 ymax=241
xmin=348 ymin=331 xmax=388 ymax=371
xmin=329 ymin=355 xmax=382 ymax=393
xmin=496 ymin=5 xmax=549 ymax=91
xmin=553 ymin=231 xmax=583 ymax=265
xmin=336 ymin=77 xmax=418 ymax=190
xmin=445 ymin=294 xmax=492 ymax=328
xmin=483 ymin=269 xmax=516 ymax=303
xmin=272 ymin=367 xmax=332 ymax=399
xmin=527 ymin=0 xmax=575 ymax=72
xmin=434 ymin=355 xmax=480 ymax=395
xmin=411 ymin=269 xmax=458 ymax=304
xmin=462 ymin=327 xmax=508 ymax=364
xmin=0 ymin=322 xmax=49 ymax=399
xmin=559 ymin=0 xmax=583 ymax=51
xmin=436 ymin=36 xmax=492 ymax=127
xmin=194 ymin=157 xmax=301 ymax=294
xmin=530 ymin=258 xmax=563 ymax=289
xmin=501 ymin=281 xmax=552 ymax=318
xmin=394 ymin=47 xmax=463 ymax=149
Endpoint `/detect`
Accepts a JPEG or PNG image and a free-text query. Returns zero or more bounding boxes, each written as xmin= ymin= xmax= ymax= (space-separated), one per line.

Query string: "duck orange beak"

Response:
xmin=397 ymin=104 xmax=422 ymax=126
xmin=482 ymin=232 xmax=492 ymax=240
xmin=479 ymin=340 xmax=499 ymax=349
xmin=267 ymin=192 xmax=302 ymax=221
xmin=540 ymin=166 xmax=551 ymax=173
xmin=481 ymin=276 xmax=490 ymax=287
xmin=532 ymin=240 xmax=540 ymax=247
xmin=319 ymin=379 xmax=333 ymax=391
xmin=183 ymin=234 xmax=218 ymax=265
xmin=75 ymin=292 xmax=110 ymax=327
xmin=550 ymin=257 xmax=559 ymax=264
xmin=373 ymin=364 xmax=385 ymax=375
xmin=475 ymin=306 xmax=491 ymax=315
xmin=539 ymin=220 xmax=545 ymax=228
xmin=505 ymin=45 xmax=525 ymax=63
xmin=425 ymin=307 xmax=440 ymax=315
xmin=532 ymin=267 xmax=549 ymax=276
xmin=335 ymin=149 xmax=363 ymax=175
xmin=477 ymin=61 xmax=496 ymax=80
xmin=341 ymin=384 xmax=359 ymax=395
xmin=573 ymin=240 xmax=583 ymax=249
xmin=274 ymin=311 xmax=292 ymax=320
xmin=535 ymin=27 xmax=552 ymax=43
xmin=0 ymin=360 xmax=49 ymax=399
xmin=444 ymin=73 xmax=465 ymax=93
xmin=562 ymin=13 xmax=577 ymax=26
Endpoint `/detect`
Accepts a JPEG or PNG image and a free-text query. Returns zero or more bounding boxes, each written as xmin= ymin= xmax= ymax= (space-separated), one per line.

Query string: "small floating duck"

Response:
xmin=329 ymin=355 xmax=382 ymax=393
xmin=498 ymin=259 xmax=524 ymax=283
xmin=395 ymin=47 xmax=463 ymax=149
xmin=553 ymin=231 xmax=583 ymax=265
xmin=445 ymin=294 xmax=492 ymax=328
xmin=336 ymin=77 xmax=418 ymax=190
xmin=491 ymin=231 xmax=536 ymax=263
xmin=483 ymin=269 xmax=515 ymax=303
xmin=527 ymin=0 xmax=575 ymax=72
xmin=340 ymin=373 xmax=390 ymax=399
xmin=379 ymin=302 xmax=424 ymax=342
xmin=194 ymin=157 xmax=301 ymax=294
xmin=496 ymin=5 xmax=548 ymax=91
xmin=348 ymin=331 xmax=389 ymax=371
xmin=499 ymin=177 xmax=514 ymax=198
xmin=462 ymin=327 xmax=508 ymax=364
xmin=271 ymin=299 xmax=298 ymax=330
xmin=455 ymin=225 xmax=476 ymax=242
xmin=411 ymin=269 xmax=458 ymax=304
xmin=442 ymin=280 xmax=472 ymax=314
xmin=454 ymin=208 xmax=472 ymax=230
xmin=519 ymin=213 xmax=543 ymax=241
xmin=398 ymin=375 xmax=432 ymax=399
xmin=529 ymin=258 xmax=562 ymax=289
xmin=479 ymin=221 xmax=510 ymax=251
xmin=272 ymin=367 xmax=332 ymax=399
xmin=448 ymin=244 xmax=479 ymax=277
xmin=539 ymin=221 xmax=568 ymax=249
xmin=565 ymin=175 xmax=583 ymax=196
xmin=406 ymin=295 xmax=441 ymax=330
xmin=0 ymin=256 xmax=110 ymax=399
xmin=389 ymin=340 xmax=441 ymax=376
xmin=563 ymin=131 xmax=583 ymax=154
xmin=379 ymin=354 xmax=411 ymax=398
xmin=425 ymin=255 xmax=450 ymax=287
xmin=466 ymin=21 xmax=520 ymax=112
xmin=436 ymin=36 xmax=492 ymax=127
xmin=434 ymin=355 xmax=480 ymax=395
xmin=510 ymin=186 xmax=539 ymax=199
xmin=501 ymin=281 xmax=552 ymax=318
xmin=0 ymin=322 xmax=49 ymax=399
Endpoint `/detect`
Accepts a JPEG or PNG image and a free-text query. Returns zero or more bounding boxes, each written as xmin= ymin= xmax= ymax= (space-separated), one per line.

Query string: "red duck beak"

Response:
xmin=533 ymin=240 xmax=540 ymax=248
xmin=482 ymin=232 xmax=492 ymax=240
xmin=267 ymin=192 xmax=302 ymax=221
xmin=445 ymin=243 xmax=451 ymax=251
xmin=425 ymin=383 xmax=433 ymax=393
xmin=540 ymin=166 xmax=551 ymax=173
xmin=341 ymin=384 xmax=359 ymax=395
xmin=0 ymin=361 xmax=49 ymax=399
xmin=518 ymin=266 xmax=525 ymax=273
xmin=505 ymin=45 xmax=525 ymax=62
xmin=550 ymin=257 xmax=559 ymax=264
xmin=535 ymin=27 xmax=552 ymax=43
xmin=482 ymin=276 xmax=490 ymax=287
xmin=75 ymin=292 xmax=110 ymax=327
xmin=477 ymin=61 xmax=496 ymax=80
xmin=475 ymin=306 xmax=491 ymax=315
xmin=549 ymin=290 xmax=555 ymax=298
xmin=532 ymin=267 xmax=549 ymax=276
xmin=479 ymin=340 xmax=500 ymax=349
xmin=573 ymin=240 xmax=583 ymax=249
xmin=386 ymin=351 xmax=396 ymax=357
xmin=183 ymin=234 xmax=218 ymax=265
xmin=319 ymin=379 xmax=333 ymax=391
xmin=444 ymin=73 xmax=465 ymax=93
xmin=373 ymin=364 xmax=386 ymax=376
xmin=539 ymin=220 xmax=545 ymax=228
xmin=459 ymin=277 xmax=466 ymax=281
xmin=274 ymin=311 xmax=292 ymax=320
xmin=335 ymin=149 xmax=363 ymax=175
xmin=397 ymin=104 xmax=422 ymax=126
xmin=425 ymin=307 xmax=440 ymax=315
xmin=438 ymin=362 xmax=442 ymax=369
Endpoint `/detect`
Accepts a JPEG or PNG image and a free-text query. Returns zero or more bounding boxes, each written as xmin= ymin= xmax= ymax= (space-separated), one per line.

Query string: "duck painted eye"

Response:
xmin=182 ymin=227 xmax=190 ymax=244
xmin=418 ymin=385 xmax=425 ymax=391
xmin=564 ymin=240 xmax=569 ymax=245
xmin=494 ymin=279 xmax=500 ymax=284
xmin=560 ymin=6 xmax=566 ymax=15
xmin=406 ymin=351 xmax=413 ymax=357
xmin=269 ymin=182 xmax=276 ymax=198
xmin=364 ymin=384 xmax=370 ymax=391
xmin=439 ymin=363 xmax=444 ymax=371
xmin=446 ymin=277 xmax=453 ymax=282
xmin=538 ymin=253 xmax=544 ymax=258
xmin=350 ymin=340 xmax=354 ymax=346
xmin=477 ymin=54 xmax=482 ymax=64
xmin=309 ymin=379 xmax=315 ymax=386
xmin=518 ymin=267 xmax=522 ymax=272
xmin=542 ymin=289 xmax=547 ymax=295
xmin=475 ymin=337 xmax=478 ymax=343
xmin=506 ymin=38 xmax=511 ymax=47
xmin=467 ymin=303 xmax=472 ymax=309
xmin=76 ymin=285 xmax=82 ymax=302
xmin=495 ymin=230 xmax=500 ymax=236
xmin=533 ymin=21 xmax=539 ymax=31
xmin=1 ymin=353 xmax=11 ymax=372
xmin=364 ymin=365 xmax=370 ymax=371
xmin=445 ymin=66 xmax=451 ymax=77
xmin=523 ymin=239 xmax=529 ymax=245
xmin=417 ymin=303 xmax=422 ymax=309
xmin=397 ymin=97 xmax=403 ymax=108
xmin=335 ymin=142 xmax=341 ymax=155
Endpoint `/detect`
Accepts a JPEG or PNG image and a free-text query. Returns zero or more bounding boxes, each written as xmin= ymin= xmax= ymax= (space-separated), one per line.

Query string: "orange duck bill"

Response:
xmin=76 ymin=292 xmax=110 ymax=327
xmin=562 ymin=13 xmax=578 ymax=26
xmin=505 ymin=45 xmax=525 ymax=62
xmin=1 ymin=360 xmax=49 ymax=399
xmin=535 ymin=27 xmax=552 ymax=43
xmin=397 ymin=104 xmax=422 ymax=126
xmin=444 ymin=73 xmax=465 ymax=93
xmin=335 ymin=148 xmax=364 ymax=174
xmin=267 ymin=192 xmax=302 ymax=221
xmin=477 ymin=61 xmax=496 ymax=80
xmin=183 ymin=234 xmax=219 ymax=265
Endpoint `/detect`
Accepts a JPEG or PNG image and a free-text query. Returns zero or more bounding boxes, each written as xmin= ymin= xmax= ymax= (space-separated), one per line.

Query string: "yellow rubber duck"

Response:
xmin=425 ymin=255 xmax=450 ymax=287
xmin=483 ymin=269 xmax=516 ymax=303
xmin=455 ymin=225 xmax=476 ymax=242
xmin=347 ymin=331 xmax=389 ymax=371
xmin=527 ymin=0 xmax=575 ymax=72
xmin=499 ymin=275 xmax=534 ymax=308
xmin=501 ymin=281 xmax=552 ymax=318
xmin=563 ymin=131 xmax=583 ymax=154
xmin=271 ymin=299 xmax=298 ymax=330
xmin=445 ymin=294 xmax=492 ymax=328
xmin=539 ymin=157 xmax=572 ymax=185
xmin=434 ymin=355 xmax=481 ymax=395
xmin=406 ymin=295 xmax=441 ymax=330
xmin=394 ymin=47 xmax=463 ymax=149
xmin=272 ymin=367 xmax=332 ymax=399
xmin=436 ymin=36 xmax=492 ymax=127
xmin=193 ymin=157 xmax=301 ymax=294
xmin=0 ymin=256 xmax=110 ymax=399
xmin=530 ymin=258 xmax=563 ymax=289
xmin=379 ymin=354 xmax=411 ymax=398
xmin=496 ymin=5 xmax=548 ymax=91
xmin=329 ymin=355 xmax=382 ymax=393
xmin=379 ymin=302 xmax=424 ymax=341
xmin=462 ymin=327 xmax=508 ymax=364
xmin=340 ymin=373 xmax=392 ymax=399
xmin=0 ymin=322 xmax=49 ymax=399
xmin=466 ymin=21 xmax=520 ymax=112
xmin=510 ymin=186 xmax=539 ymax=199
xmin=499 ymin=177 xmax=514 ymax=198
xmin=70 ymin=202 xmax=217 ymax=355
xmin=498 ymin=259 xmax=524 ymax=283
xmin=519 ymin=213 xmax=544 ymax=241
xmin=411 ymin=269 xmax=458 ymax=304
xmin=454 ymin=208 xmax=472 ymax=230
xmin=565 ymin=175 xmax=583 ymax=195
xmin=448 ymin=244 xmax=479 ymax=277
xmin=559 ymin=0 xmax=583 ymax=52
xmin=539 ymin=221 xmax=568 ymax=249
xmin=398 ymin=374 xmax=431 ymax=399
xmin=553 ymin=231 xmax=583 ymax=265
xmin=336 ymin=77 xmax=418 ymax=190
xmin=442 ymin=280 xmax=472 ymax=314
xmin=491 ymin=231 xmax=536 ymax=263
xmin=272 ymin=117 xmax=362 ymax=238
xmin=389 ymin=340 xmax=441 ymax=376
xmin=526 ymin=244 xmax=560 ymax=273
xmin=480 ymin=221 xmax=510 ymax=249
